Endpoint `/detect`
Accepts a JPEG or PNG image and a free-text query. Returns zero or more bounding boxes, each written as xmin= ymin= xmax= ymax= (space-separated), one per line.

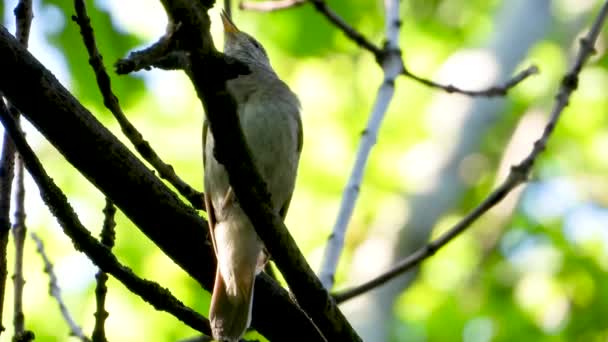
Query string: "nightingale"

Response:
xmin=203 ymin=12 xmax=303 ymax=342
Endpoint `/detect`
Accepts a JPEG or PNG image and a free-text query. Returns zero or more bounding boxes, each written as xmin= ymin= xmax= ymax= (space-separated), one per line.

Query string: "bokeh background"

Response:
xmin=1 ymin=0 xmax=608 ymax=341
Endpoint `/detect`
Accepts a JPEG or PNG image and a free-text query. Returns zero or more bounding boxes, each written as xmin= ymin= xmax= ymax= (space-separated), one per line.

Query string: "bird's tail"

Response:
xmin=209 ymin=220 xmax=259 ymax=342
xmin=209 ymin=266 xmax=255 ymax=342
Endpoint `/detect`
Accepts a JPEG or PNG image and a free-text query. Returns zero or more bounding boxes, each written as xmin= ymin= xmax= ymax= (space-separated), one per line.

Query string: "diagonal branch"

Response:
xmin=239 ymin=0 xmax=306 ymax=11
xmin=31 ymin=233 xmax=91 ymax=342
xmin=240 ymin=0 xmax=383 ymax=58
xmin=126 ymin=1 xmax=355 ymax=340
xmin=403 ymin=65 xmax=539 ymax=97
xmin=318 ymin=0 xmax=403 ymax=290
xmin=72 ymin=0 xmax=204 ymax=210
xmin=0 ymin=110 xmax=213 ymax=336
xmin=333 ymin=0 xmax=608 ymax=303
xmin=241 ymin=0 xmax=538 ymax=96
xmin=166 ymin=10 xmax=356 ymax=342
xmin=0 ymin=16 xmax=324 ymax=342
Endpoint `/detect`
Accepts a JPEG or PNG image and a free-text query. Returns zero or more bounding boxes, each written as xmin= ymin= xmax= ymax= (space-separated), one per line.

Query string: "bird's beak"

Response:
xmin=221 ymin=11 xmax=239 ymax=34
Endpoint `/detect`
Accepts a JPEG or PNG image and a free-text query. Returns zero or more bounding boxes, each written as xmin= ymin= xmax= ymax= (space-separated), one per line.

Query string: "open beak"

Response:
xmin=221 ymin=10 xmax=239 ymax=34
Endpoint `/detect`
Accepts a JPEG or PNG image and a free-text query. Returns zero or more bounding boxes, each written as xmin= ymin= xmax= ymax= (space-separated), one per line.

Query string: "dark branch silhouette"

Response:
xmin=91 ymin=198 xmax=116 ymax=342
xmin=117 ymin=0 xmax=356 ymax=340
xmin=0 ymin=11 xmax=324 ymax=342
xmin=240 ymin=0 xmax=306 ymax=11
xmin=72 ymin=0 xmax=204 ymax=210
xmin=402 ymin=65 xmax=539 ymax=97
xmin=0 ymin=99 xmax=15 ymax=335
xmin=241 ymin=0 xmax=383 ymax=58
xmin=0 ymin=110 xmax=213 ymax=337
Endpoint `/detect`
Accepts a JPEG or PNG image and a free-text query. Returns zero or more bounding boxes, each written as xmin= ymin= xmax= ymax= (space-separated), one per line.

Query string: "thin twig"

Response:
xmin=241 ymin=0 xmax=383 ymax=59
xmin=12 ymin=155 xmax=27 ymax=337
xmin=31 ymin=233 xmax=91 ymax=341
xmin=72 ymin=0 xmax=205 ymax=210
xmin=308 ymin=0 xmax=383 ymax=58
xmin=14 ymin=0 xmax=33 ymax=47
xmin=91 ymin=198 xmax=115 ymax=342
xmin=0 ymin=0 xmax=33 ymax=334
xmin=333 ymin=0 xmax=608 ymax=303
xmin=403 ymin=65 xmax=539 ymax=97
xmin=239 ymin=0 xmax=306 ymax=11
xmin=242 ymin=0 xmax=539 ymax=96
xmin=0 ymin=108 xmax=213 ymax=336
xmin=114 ymin=31 xmax=181 ymax=74
xmin=318 ymin=0 xmax=403 ymax=290
xmin=0 ymin=100 xmax=16 ymax=336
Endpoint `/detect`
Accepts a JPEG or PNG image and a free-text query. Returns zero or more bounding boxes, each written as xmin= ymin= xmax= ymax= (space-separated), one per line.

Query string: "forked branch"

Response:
xmin=333 ymin=0 xmax=608 ymax=302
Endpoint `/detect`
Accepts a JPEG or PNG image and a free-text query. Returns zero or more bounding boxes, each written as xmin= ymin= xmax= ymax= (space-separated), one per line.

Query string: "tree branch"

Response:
xmin=0 ymin=0 xmax=33 ymax=335
xmin=31 ymin=233 xmax=91 ymax=341
xmin=13 ymin=0 xmax=33 ymax=47
xmin=402 ymin=65 xmax=539 ymax=97
xmin=0 ymin=100 xmax=15 ymax=336
xmin=332 ymin=0 xmax=608 ymax=303
xmin=11 ymin=155 xmax=27 ymax=337
xmin=0 ymin=17 xmax=324 ymax=342
xmin=0 ymin=110 xmax=213 ymax=336
xmin=72 ymin=0 xmax=204 ymax=210
xmin=91 ymin=197 xmax=115 ymax=342
xmin=240 ymin=0 xmax=307 ymax=12
xmin=318 ymin=0 xmax=403 ymax=290
xmin=241 ymin=0 xmax=538 ymax=97
xmin=241 ymin=0 xmax=383 ymax=59
xmin=141 ymin=1 xmax=357 ymax=339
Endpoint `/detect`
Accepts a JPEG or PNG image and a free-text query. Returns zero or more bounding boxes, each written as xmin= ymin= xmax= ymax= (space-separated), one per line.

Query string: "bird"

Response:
xmin=203 ymin=11 xmax=303 ymax=342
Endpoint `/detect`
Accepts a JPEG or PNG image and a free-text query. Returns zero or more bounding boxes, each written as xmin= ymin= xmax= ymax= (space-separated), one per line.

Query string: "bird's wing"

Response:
xmin=202 ymin=119 xmax=207 ymax=170
xmin=202 ymin=119 xmax=219 ymax=257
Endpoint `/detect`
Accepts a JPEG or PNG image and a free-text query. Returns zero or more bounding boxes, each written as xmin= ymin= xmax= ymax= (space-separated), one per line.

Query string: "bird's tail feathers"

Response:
xmin=209 ymin=257 xmax=256 ymax=341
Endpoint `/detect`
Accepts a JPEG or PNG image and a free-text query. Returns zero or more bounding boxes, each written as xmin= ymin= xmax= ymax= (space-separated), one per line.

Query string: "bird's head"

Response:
xmin=221 ymin=11 xmax=271 ymax=69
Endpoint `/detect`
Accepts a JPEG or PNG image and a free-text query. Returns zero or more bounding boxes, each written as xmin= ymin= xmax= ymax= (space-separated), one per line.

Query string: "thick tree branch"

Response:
xmin=135 ymin=1 xmax=357 ymax=339
xmin=333 ymin=0 xmax=608 ymax=303
xmin=319 ymin=0 xmax=403 ymax=290
xmin=1 ymin=105 xmax=212 ymax=336
xmin=72 ymin=0 xmax=204 ymax=210
xmin=0 ymin=19 xmax=323 ymax=342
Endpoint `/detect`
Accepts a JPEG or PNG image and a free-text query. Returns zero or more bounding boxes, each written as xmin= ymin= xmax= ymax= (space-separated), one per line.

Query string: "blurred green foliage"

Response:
xmin=1 ymin=0 xmax=607 ymax=341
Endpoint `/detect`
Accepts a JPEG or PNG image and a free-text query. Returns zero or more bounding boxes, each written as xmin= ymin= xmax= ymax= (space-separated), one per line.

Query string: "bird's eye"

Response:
xmin=248 ymin=37 xmax=262 ymax=50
